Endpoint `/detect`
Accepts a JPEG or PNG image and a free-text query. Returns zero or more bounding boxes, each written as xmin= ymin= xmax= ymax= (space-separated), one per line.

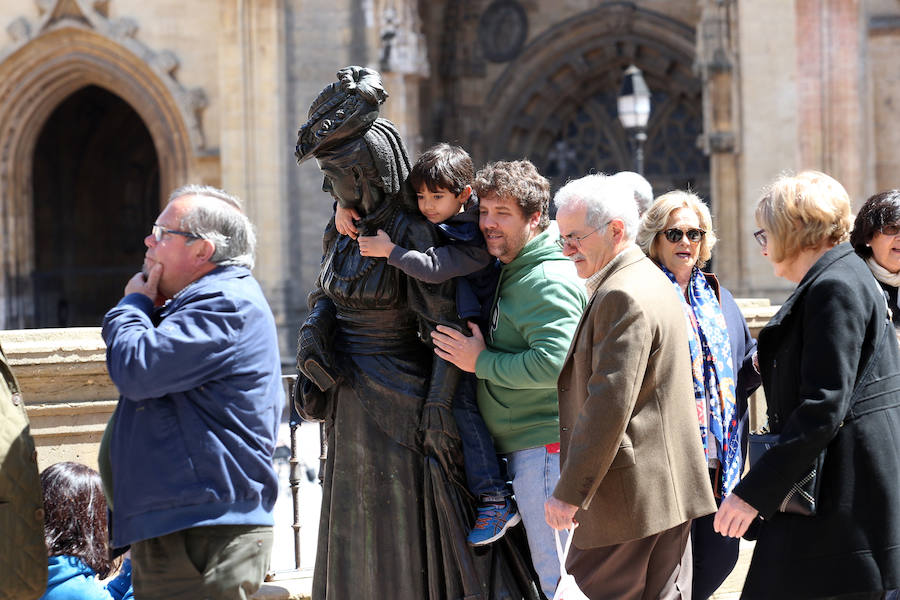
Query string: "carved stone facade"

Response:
xmin=0 ymin=0 xmax=898 ymax=345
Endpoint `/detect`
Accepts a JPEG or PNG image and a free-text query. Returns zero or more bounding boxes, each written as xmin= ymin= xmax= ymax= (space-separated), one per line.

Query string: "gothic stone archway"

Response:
xmin=0 ymin=20 xmax=197 ymax=328
xmin=32 ymin=85 xmax=160 ymax=327
xmin=484 ymin=3 xmax=708 ymax=200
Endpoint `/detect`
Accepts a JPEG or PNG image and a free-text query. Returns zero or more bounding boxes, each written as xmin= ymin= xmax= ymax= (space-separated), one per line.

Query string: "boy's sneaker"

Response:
xmin=467 ymin=499 xmax=521 ymax=546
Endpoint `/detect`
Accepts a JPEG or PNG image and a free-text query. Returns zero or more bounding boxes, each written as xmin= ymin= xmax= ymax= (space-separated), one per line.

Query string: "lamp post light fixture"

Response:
xmin=617 ymin=64 xmax=652 ymax=175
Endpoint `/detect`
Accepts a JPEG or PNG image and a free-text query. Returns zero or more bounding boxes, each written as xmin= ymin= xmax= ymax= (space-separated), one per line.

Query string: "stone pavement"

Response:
xmin=252 ymin=425 xmax=755 ymax=600
xmin=710 ymin=539 xmax=754 ymax=599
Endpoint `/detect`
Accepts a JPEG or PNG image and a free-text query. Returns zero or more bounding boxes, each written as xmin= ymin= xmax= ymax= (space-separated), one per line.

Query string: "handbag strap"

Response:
xmin=554 ymin=527 xmax=576 ymax=578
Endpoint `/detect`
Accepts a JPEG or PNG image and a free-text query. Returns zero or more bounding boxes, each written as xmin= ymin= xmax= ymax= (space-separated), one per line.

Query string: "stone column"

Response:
xmin=697 ymin=0 xmax=744 ymax=292
xmin=870 ymin=16 xmax=900 ymax=192
xmin=795 ymin=0 xmax=871 ymax=206
xmin=737 ymin=0 xmax=799 ymax=301
xmin=218 ymin=0 xmax=289 ymax=350
xmin=375 ymin=0 xmax=430 ymax=159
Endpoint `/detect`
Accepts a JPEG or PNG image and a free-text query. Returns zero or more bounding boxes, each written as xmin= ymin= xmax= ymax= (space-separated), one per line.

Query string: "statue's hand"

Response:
xmin=293 ymin=372 xmax=334 ymax=422
xmin=297 ymin=321 xmax=338 ymax=392
xmin=419 ymin=402 xmax=465 ymax=488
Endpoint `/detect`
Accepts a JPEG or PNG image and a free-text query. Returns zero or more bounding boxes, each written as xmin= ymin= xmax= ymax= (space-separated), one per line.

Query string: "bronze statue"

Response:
xmin=295 ymin=67 xmax=538 ymax=600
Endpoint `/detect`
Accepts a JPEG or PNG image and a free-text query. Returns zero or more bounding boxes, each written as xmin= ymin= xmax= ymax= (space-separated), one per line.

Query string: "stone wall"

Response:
xmin=0 ymin=295 xmax=777 ymax=470
xmin=0 ymin=328 xmax=115 ymax=471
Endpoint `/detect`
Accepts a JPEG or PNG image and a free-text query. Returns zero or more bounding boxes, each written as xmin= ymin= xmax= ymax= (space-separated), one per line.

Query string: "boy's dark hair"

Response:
xmin=409 ymin=143 xmax=474 ymax=196
xmin=41 ymin=462 xmax=115 ymax=577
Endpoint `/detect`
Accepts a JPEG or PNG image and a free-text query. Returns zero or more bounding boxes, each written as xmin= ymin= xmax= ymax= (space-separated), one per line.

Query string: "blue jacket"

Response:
xmin=102 ymin=266 xmax=283 ymax=548
xmin=40 ymin=556 xmax=133 ymax=600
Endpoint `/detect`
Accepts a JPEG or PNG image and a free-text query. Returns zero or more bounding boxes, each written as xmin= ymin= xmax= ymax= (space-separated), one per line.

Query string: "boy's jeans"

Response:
xmin=452 ymin=373 xmax=509 ymax=503
xmin=506 ymin=445 xmax=566 ymax=599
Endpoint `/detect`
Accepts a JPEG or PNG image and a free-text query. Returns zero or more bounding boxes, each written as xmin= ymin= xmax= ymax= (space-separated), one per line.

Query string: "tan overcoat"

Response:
xmin=554 ymin=246 xmax=716 ymax=549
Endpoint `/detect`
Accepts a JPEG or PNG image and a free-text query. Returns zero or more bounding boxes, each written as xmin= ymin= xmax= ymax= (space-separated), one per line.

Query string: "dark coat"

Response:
xmin=877 ymin=280 xmax=900 ymax=331
xmin=733 ymin=243 xmax=900 ymax=599
xmin=0 ymin=342 xmax=46 ymax=600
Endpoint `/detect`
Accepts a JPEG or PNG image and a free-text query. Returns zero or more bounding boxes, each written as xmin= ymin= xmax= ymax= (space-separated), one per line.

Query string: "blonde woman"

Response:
xmin=714 ymin=172 xmax=900 ymax=599
xmin=637 ymin=191 xmax=759 ymax=599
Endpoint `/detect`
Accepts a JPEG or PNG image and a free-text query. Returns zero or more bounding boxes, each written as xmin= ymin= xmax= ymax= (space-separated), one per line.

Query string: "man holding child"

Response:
xmin=432 ymin=159 xmax=587 ymax=598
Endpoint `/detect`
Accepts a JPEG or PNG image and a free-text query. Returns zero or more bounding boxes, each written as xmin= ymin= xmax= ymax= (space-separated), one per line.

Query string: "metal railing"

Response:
xmin=266 ymin=374 xmax=325 ymax=578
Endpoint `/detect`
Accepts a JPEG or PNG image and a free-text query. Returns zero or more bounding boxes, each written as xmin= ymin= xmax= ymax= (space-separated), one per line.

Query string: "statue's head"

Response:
xmin=296 ymin=67 xmax=414 ymax=215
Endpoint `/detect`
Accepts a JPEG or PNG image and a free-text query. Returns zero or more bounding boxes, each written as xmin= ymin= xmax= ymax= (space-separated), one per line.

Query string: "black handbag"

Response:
xmin=748 ymin=285 xmax=893 ymax=517
xmin=747 ymin=433 xmax=823 ymax=516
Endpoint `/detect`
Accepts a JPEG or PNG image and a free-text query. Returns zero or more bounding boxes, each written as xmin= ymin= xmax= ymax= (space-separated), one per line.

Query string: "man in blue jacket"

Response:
xmin=101 ymin=185 xmax=283 ymax=600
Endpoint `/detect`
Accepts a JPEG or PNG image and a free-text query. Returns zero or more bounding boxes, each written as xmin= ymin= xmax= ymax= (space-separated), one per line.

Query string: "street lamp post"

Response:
xmin=617 ymin=65 xmax=652 ymax=175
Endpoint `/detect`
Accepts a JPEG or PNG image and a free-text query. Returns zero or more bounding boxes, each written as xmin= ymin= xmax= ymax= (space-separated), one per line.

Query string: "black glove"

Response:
xmin=296 ymin=297 xmax=338 ymax=392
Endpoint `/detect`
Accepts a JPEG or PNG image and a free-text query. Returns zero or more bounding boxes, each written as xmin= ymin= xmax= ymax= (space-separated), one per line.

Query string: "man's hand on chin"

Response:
xmin=125 ymin=263 xmax=164 ymax=306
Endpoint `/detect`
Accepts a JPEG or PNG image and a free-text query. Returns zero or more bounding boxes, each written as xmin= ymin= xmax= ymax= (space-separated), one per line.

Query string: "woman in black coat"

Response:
xmin=714 ymin=171 xmax=900 ymax=599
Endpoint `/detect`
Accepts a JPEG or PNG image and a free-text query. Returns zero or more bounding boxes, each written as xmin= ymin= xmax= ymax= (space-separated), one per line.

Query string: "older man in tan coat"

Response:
xmin=545 ymin=174 xmax=716 ymax=599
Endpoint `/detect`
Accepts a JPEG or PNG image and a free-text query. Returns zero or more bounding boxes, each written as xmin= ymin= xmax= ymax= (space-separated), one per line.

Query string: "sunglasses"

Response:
xmin=661 ymin=228 xmax=705 ymax=244
xmin=753 ymin=228 xmax=767 ymax=248
xmin=151 ymin=223 xmax=201 ymax=242
xmin=880 ymin=224 xmax=900 ymax=237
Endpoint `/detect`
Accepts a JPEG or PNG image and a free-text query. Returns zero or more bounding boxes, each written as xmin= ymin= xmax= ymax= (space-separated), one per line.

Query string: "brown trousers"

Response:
xmin=131 ymin=524 xmax=273 ymax=600
xmin=566 ymin=521 xmax=692 ymax=600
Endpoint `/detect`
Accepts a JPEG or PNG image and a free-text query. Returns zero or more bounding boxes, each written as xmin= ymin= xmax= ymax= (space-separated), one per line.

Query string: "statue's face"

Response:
xmin=317 ymin=154 xmax=384 ymax=215
xmin=319 ymin=160 xmax=361 ymax=210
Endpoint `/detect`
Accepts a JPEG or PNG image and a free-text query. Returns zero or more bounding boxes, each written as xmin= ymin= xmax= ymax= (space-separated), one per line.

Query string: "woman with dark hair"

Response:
xmin=39 ymin=462 xmax=133 ymax=600
xmin=851 ymin=189 xmax=900 ymax=337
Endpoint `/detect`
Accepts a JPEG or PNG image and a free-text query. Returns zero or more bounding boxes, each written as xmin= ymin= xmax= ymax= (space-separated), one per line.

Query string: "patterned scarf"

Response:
xmin=661 ymin=265 xmax=740 ymax=497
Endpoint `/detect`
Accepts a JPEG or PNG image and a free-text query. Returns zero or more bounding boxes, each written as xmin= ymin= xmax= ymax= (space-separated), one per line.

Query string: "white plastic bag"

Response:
xmin=552 ymin=527 xmax=589 ymax=600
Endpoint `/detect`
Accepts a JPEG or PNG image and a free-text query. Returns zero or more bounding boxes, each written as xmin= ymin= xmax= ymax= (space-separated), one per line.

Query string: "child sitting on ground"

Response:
xmin=334 ymin=143 xmax=519 ymax=546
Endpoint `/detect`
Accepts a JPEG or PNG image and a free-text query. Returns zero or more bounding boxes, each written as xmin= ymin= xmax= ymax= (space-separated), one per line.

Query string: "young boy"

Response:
xmin=334 ymin=143 xmax=519 ymax=546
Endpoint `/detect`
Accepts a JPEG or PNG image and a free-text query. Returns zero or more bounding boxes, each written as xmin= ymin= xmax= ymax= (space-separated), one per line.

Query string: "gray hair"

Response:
xmin=553 ymin=174 xmax=639 ymax=242
xmin=169 ymin=184 xmax=257 ymax=269
xmin=610 ymin=171 xmax=653 ymax=216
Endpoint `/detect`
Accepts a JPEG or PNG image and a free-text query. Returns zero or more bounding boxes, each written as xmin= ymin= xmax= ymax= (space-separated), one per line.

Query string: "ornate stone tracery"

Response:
xmin=480 ymin=3 xmax=708 ymax=198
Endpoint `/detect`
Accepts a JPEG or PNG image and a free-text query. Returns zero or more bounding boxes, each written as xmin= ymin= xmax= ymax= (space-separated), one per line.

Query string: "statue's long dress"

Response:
xmin=309 ymin=201 xmax=539 ymax=600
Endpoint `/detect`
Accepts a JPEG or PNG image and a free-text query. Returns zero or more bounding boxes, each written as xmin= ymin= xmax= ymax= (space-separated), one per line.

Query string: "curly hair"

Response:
xmin=474 ymin=160 xmax=550 ymax=231
xmin=637 ymin=190 xmax=717 ymax=269
xmin=41 ymin=462 xmax=115 ymax=578
xmin=850 ymin=189 xmax=900 ymax=260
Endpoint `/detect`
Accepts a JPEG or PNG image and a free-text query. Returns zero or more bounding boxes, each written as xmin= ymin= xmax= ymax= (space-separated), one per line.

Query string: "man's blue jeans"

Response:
xmin=452 ymin=373 xmax=509 ymax=502
xmin=506 ymin=445 xmax=566 ymax=599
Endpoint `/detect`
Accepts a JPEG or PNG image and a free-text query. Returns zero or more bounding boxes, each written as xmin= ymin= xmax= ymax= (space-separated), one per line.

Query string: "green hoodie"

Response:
xmin=475 ymin=222 xmax=587 ymax=453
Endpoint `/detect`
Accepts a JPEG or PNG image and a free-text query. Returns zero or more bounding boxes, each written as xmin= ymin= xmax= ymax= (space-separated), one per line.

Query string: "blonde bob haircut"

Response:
xmin=636 ymin=190 xmax=717 ymax=269
xmin=755 ymin=171 xmax=851 ymax=263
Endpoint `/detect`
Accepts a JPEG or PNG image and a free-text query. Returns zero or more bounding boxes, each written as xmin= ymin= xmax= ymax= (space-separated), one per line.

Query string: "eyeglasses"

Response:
xmin=151 ymin=223 xmax=201 ymax=242
xmin=880 ymin=224 xmax=900 ymax=237
xmin=753 ymin=228 xmax=767 ymax=248
xmin=556 ymin=221 xmax=611 ymax=250
xmin=661 ymin=228 xmax=705 ymax=244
